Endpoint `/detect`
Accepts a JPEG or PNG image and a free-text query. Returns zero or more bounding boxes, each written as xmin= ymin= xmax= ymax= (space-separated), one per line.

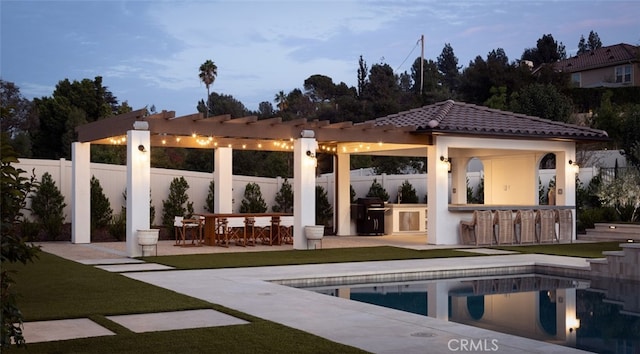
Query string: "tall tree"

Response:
xmin=0 ymin=80 xmax=37 ymax=157
xmin=365 ymin=63 xmax=401 ymax=116
xmin=437 ymin=43 xmax=461 ymax=93
xmin=357 ymin=55 xmax=368 ymax=98
xmin=304 ymin=74 xmax=335 ymax=103
xmin=577 ymin=35 xmax=588 ymax=55
xmin=521 ymin=34 xmax=566 ymax=67
xmin=257 ymin=101 xmax=275 ymax=118
xmin=587 ymin=31 xmax=603 ymax=52
xmin=274 ymin=90 xmax=288 ymax=112
xmin=411 ymin=57 xmax=447 ymax=104
xmin=577 ymin=31 xmax=603 ymax=55
xmin=198 ymin=59 xmax=218 ymax=117
xmin=31 ymin=77 xmax=117 ymax=159
xmin=459 ymin=49 xmax=515 ymax=105
xmin=510 ymin=83 xmax=573 ymax=122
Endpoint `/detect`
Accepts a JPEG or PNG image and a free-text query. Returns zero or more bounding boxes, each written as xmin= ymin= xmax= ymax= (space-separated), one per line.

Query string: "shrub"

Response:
xmin=161 ymin=176 xmax=194 ymax=229
xmin=109 ymin=207 xmax=127 ymax=241
xmin=398 ymin=180 xmax=418 ymax=203
xmin=577 ymin=206 xmax=621 ymax=232
xmin=273 ymin=179 xmax=293 ymax=213
xmin=90 ymin=176 xmax=113 ymax=231
xmin=240 ymin=182 xmax=267 ymax=213
xmin=121 ymin=189 xmax=156 ymax=226
xmin=30 ymin=172 xmax=66 ymax=240
xmin=596 ymin=168 xmax=640 ymax=222
xmin=316 ymin=185 xmax=333 ymax=227
xmin=1 ymin=137 xmax=40 ymax=348
xmin=350 ymin=184 xmax=356 ymax=203
xmin=366 ymin=178 xmax=389 ymax=202
xmin=204 ymin=180 xmax=215 ymax=212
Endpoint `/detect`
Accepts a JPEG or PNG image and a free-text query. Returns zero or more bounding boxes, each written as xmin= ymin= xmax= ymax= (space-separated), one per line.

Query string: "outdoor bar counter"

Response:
xmin=448 ymin=204 xmax=575 ymax=212
xmin=384 ymin=203 xmax=428 ymax=234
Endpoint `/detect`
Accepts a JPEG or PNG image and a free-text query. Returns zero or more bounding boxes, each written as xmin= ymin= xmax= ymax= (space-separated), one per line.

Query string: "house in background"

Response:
xmin=550 ymin=43 xmax=640 ymax=88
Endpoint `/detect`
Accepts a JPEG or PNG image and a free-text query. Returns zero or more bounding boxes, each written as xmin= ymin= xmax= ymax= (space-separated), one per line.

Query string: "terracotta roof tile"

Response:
xmin=553 ymin=43 xmax=639 ymax=73
xmin=371 ymin=100 xmax=609 ymax=141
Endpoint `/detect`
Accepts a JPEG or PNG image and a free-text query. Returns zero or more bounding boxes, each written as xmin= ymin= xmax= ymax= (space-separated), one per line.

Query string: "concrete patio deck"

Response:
xmin=28 ymin=236 xmax=592 ymax=353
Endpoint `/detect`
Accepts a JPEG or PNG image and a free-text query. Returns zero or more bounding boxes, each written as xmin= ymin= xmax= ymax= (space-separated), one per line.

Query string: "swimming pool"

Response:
xmin=304 ymin=274 xmax=640 ymax=353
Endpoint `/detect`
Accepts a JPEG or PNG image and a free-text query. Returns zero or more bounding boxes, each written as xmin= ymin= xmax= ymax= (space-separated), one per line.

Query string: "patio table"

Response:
xmin=198 ymin=213 xmax=292 ymax=247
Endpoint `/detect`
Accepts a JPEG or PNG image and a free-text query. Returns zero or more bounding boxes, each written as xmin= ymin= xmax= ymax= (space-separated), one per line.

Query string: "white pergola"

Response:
xmin=72 ymin=101 xmax=609 ymax=257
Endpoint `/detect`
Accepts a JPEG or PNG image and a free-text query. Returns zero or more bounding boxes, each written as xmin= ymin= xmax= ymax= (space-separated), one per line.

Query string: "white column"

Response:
xmin=336 ymin=151 xmax=351 ymax=236
xmin=71 ymin=142 xmax=91 ymax=244
xmin=427 ymin=142 xmax=453 ymax=244
xmin=126 ymin=130 xmax=151 ymax=257
xmin=214 ymin=147 xmax=233 ymax=213
xmin=293 ymin=136 xmax=318 ymax=249
xmin=557 ymin=288 xmax=578 ymax=346
xmin=427 ymin=282 xmax=453 ymax=320
xmin=556 ymin=146 xmax=577 ymax=240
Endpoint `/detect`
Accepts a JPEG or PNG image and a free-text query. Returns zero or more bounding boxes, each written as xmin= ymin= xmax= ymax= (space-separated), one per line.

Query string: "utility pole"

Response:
xmin=420 ymin=34 xmax=424 ymax=96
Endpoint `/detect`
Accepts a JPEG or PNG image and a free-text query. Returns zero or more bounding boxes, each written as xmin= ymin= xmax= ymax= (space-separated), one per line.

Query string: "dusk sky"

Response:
xmin=2 ymin=0 xmax=639 ymax=116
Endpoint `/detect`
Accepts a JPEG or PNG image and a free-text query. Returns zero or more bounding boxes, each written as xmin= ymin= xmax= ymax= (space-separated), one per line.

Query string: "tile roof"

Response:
xmin=371 ymin=100 xmax=609 ymax=141
xmin=552 ymin=43 xmax=639 ymax=73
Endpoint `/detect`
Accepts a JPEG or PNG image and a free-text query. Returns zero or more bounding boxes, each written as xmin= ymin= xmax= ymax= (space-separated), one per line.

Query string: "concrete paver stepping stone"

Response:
xmin=23 ymin=318 xmax=115 ymax=343
xmin=96 ymin=263 xmax=174 ymax=272
xmin=79 ymin=258 xmax=145 ymax=265
xmin=455 ymin=248 xmax=518 ymax=255
xmin=107 ymin=309 xmax=248 ymax=333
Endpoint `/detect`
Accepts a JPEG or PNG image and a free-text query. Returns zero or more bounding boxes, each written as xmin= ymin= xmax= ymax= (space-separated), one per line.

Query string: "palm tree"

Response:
xmin=274 ymin=90 xmax=288 ymax=112
xmin=199 ymin=60 xmax=217 ymax=117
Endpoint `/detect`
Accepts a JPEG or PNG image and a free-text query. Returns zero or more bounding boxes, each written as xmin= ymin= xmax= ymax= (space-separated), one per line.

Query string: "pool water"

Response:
xmin=306 ymin=274 xmax=640 ymax=353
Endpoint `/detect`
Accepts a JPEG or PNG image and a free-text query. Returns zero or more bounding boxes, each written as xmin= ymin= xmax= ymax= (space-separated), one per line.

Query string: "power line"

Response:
xmin=395 ymin=38 xmax=421 ymax=73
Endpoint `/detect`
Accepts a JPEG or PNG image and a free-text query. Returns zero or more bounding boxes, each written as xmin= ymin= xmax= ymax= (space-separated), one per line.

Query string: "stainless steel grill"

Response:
xmin=354 ymin=197 xmax=387 ymax=235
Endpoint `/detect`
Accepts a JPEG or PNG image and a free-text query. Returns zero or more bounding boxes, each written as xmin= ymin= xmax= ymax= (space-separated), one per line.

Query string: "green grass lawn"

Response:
xmin=4 ymin=242 xmax=622 ymax=353
xmin=493 ymin=241 xmax=623 ymax=258
xmin=145 ymin=246 xmax=476 ymax=269
xmin=4 ymin=252 xmax=367 ymax=354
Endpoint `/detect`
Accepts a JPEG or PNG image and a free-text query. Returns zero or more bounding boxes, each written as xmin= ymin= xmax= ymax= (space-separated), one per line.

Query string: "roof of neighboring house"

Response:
xmin=372 ymin=100 xmax=609 ymax=142
xmin=552 ymin=43 xmax=639 ymax=73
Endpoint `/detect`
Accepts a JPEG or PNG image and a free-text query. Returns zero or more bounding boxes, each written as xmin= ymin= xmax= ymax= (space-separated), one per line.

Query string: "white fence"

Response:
xmin=15 ymin=158 xmax=599 ymax=226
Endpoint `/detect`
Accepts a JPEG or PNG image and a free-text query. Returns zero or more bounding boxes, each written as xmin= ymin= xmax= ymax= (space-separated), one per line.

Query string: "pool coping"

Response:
xmin=125 ymin=253 xmax=592 ymax=353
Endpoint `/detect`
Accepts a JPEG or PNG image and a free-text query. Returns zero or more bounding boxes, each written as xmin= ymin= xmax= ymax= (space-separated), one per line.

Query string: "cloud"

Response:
xmin=19 ymin=82 xmax=56 ymax=98
xmin=113 ymin=1 xmax=416 ymax=108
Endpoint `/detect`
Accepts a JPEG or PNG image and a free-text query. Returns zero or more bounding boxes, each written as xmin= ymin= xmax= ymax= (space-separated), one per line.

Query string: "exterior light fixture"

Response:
xmin=440 ymin=155 xmax=451 ymax=172
xmin=568 ymin=159 xmax=579 ymax=173
xmin=132 ymin=121 xmax=149 ymax=130
xmin=138 ymin=144 xmax=146 ymax=152
xmin=300 ymin=130 xmax=315 ymax=138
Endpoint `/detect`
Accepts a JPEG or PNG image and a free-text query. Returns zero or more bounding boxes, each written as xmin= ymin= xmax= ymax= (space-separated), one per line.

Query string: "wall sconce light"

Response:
xmin=567 ymin=317 xmax=580 ymax=333
xmin=138 ymin=144 xmax=146 ymax=152
xmin=568 ymin=159 xmax=579 ymax=173
xmin=440 ymin=156 xmax=451 ymax=171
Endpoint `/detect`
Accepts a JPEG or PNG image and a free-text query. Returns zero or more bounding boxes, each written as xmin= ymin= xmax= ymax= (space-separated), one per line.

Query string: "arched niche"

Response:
xmin=538 ymin=290 xmax=557 ymax=336
xmin=537 ymin=153 xmax=557 ymax=205
xmin=466 ymin=157 xmax=484 ymax=204
xmin=466 ymin=295 xmax=485 ymax=320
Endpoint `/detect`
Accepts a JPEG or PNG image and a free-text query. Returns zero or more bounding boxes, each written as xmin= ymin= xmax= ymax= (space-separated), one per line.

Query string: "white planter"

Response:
xmin=304 ymin=225 xmax=325 ymax=240
xmin=137 ymin=229 xmax=159 ymax=245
